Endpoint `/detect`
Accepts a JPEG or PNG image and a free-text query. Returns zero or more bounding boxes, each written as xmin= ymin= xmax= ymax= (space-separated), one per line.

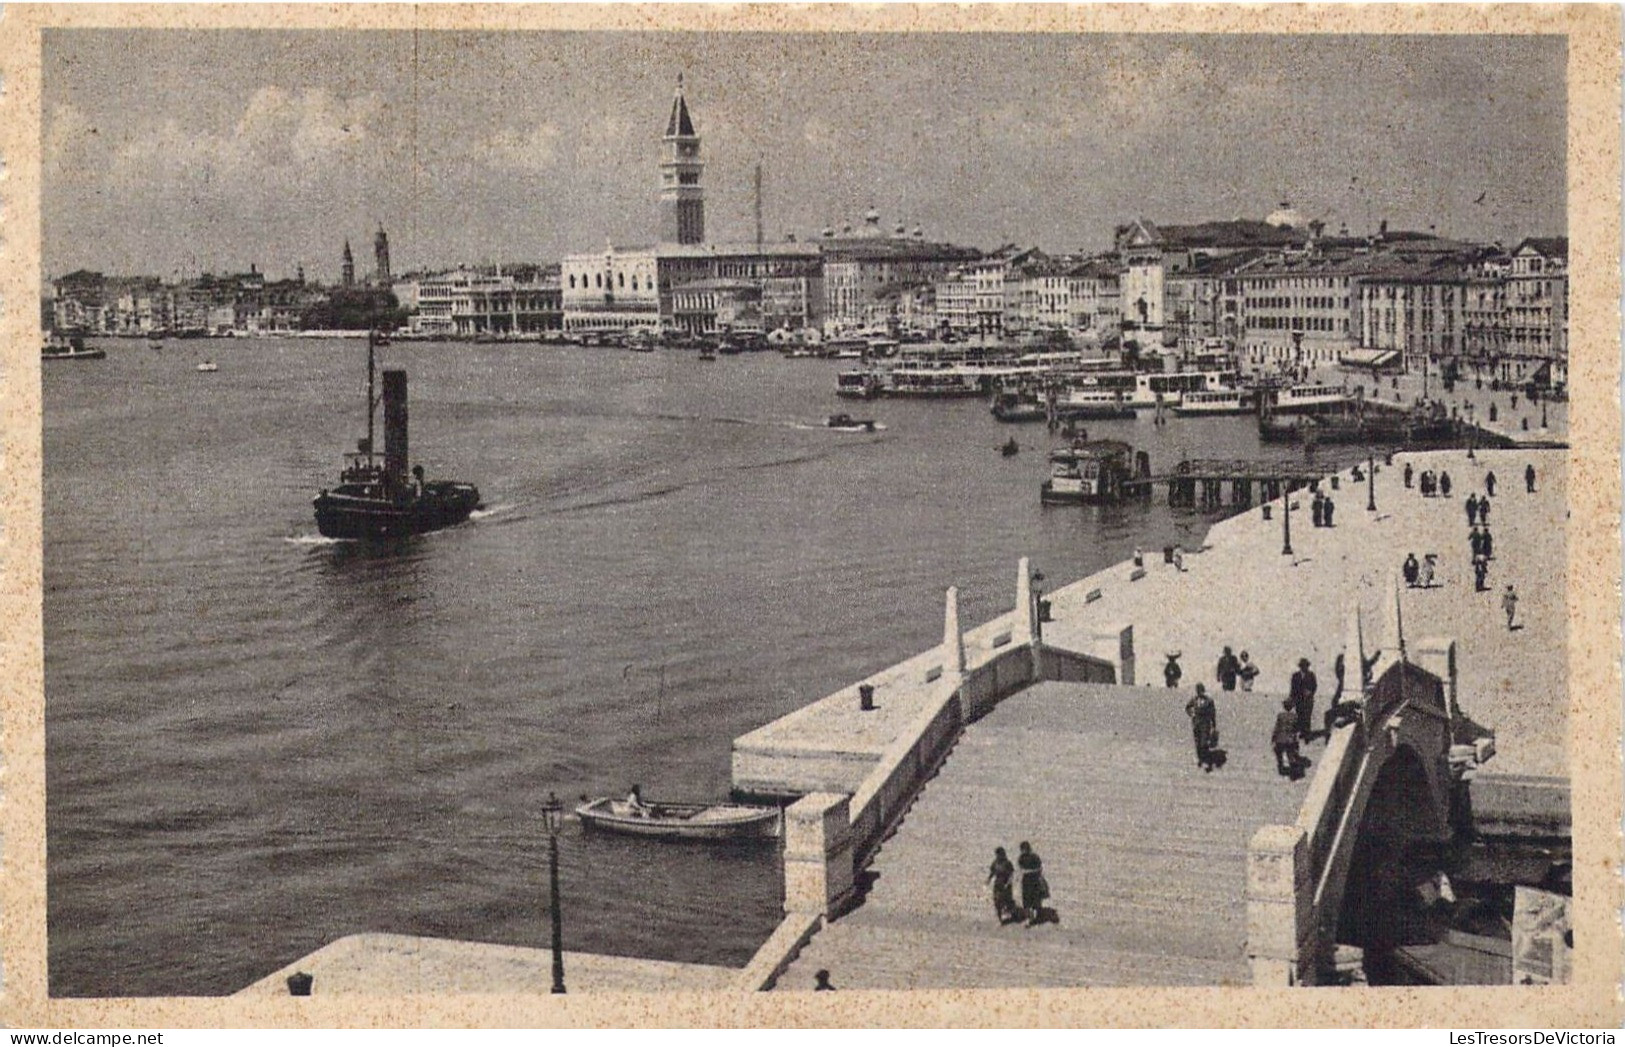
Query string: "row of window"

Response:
xmin=1246 ymin=296 xmax=1349 ymax=311
xmin=1245 ymin=316 xmax=1348 ymax=333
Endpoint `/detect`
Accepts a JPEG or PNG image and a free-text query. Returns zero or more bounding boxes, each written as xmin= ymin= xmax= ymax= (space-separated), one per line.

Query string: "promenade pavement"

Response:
xmin=781 ymin=681 xmax=1312 ymax=990
xmin=236 ymin=933 xmax=739 ymax=994
xmin=1303 ymin=363 xmax=1567 ymax=445
xmin=1040 ymin=447 xmax=1567 ymax=778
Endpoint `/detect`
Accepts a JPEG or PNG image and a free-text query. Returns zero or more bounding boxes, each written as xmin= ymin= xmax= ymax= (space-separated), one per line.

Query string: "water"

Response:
xmin=44 ymin=338 xmax=1366 ymax=996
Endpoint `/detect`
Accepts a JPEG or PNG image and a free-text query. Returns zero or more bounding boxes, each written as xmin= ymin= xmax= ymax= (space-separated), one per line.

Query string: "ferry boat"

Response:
xmin=1054 ymin=388 xmax=1137 ymax=421
xmin=835 ymin=369 xmax=881 ymax=399
xmin=883 ymin=368 xmax=983 ymax=398
xmin=312 ymin=330 xmax=481 ymax=539
xmin=1261 ymin=383 xmax=1351 ymax=415
xmin=1040 ymin=439 xmax=1148 ymax=505
xmin=1065 ymin=368 xmax=1241 ymax=409
xmin=42 ymin=334 xmax=106 ymax=361
xmin=1260 ymin=401 xmax=1463 ymax=447
xmin=1172 ymin=388 xmax=1258 ymax=416
xmin=990 ymin=391 xmax=1049 ymax=423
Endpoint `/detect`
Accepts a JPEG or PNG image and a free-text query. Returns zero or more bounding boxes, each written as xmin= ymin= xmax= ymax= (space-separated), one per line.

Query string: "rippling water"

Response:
xmin=44 ymin=338 xmax=1367 ymax=995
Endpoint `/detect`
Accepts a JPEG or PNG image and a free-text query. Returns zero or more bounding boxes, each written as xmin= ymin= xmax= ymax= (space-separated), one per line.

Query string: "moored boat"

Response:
xmin=1055 ymin=388 xmax=1137 ymax=420
xmin=574 ymin=796 xmax=781 ymax=840
xmin=835 ymin=369 xmax=881 ymax=399
xmin=1173 ymin=388 xmax=1257 ymax=416
xmin=990 ymin=392 xmax=1049 ymax=423
xmin=1040 ymin=439 xmax=1149 ymax=505
xmin=42 ymin=334 xmax=106 ymax=361
xmin=1261 ymin=383 xmax=1351 ymax=415
xmin=311 ymin=330 xmax=482 ymax=539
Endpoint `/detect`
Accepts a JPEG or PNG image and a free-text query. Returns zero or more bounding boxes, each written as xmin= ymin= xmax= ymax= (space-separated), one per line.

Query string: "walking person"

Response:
xmin=1163 ymin=651 xmax=1183 ymax=689
xmin=1473 ymin=556 xmax=1489 ymax=592
xmin=1525 ymin=463 xmax=1537 ymax=493
xmin=813 ymin=970 xmax=836 ymax=992
xmin=1237 ymin=651 xmax=1259 ymax=692
xmin=1403 ymin=461 xmax=1414 ymax=489
xmin=1186 ymin=684 xmax=1219 ymax=772
xmin=1323 ymin=495 xmax=1336 ymax=528
xmin=1465 ymin=493 xmax=1480 ymax=526
xmin=1216 ymin=646 xmax=1241 ymax=692
xmin=1481 ymin=527 xmax=1494 ymax=561
xmin=1439 ymin=470 xmax=1453 ymax=497
xmin=1332 ymin=652 xmax=1346 ymax=702
xmin=1017 ymin=841 xmax=1051 ymax=926
xmin=1469 ymin=526 xmax=1484 ymax=562
xmin=1502 ymin=585 xmax=1519 ymax=630
xmin=987 ymin=847 xmax=1019 ymax=925
xmin=1485 ymin=471 xmax=1497 ymax=497
xmin=1478 ymin=497 xmax=1490 ymax=526
xmin=1311 ymin=491 xmax=1325 ymax=528
xmin=1419 ymin=553 xmax=1437 ymax=588
xmin=1403 ymin=552 xmax=1421 ymax=587
xmin=1420 ymin=470 xmax=1435 ymax=497
xmin=1273 ymin=702 xmax=1302 ymax=777
xmin=1290 ymin=658 xmax=1318 ymax=742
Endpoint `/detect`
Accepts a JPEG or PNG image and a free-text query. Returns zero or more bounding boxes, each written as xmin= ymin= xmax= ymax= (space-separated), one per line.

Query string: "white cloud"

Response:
xmin=483 ymin=122 xmax=560 ymax=172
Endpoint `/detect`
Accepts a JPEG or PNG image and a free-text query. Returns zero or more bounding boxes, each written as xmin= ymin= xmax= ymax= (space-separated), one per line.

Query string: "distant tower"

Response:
xmin=658 ymin=74 xmax=705 ymax=245
xmin=374 ymin=226 xmax=392 ymax=286
xmin=341 ymin=240 xmax=355 ymax=288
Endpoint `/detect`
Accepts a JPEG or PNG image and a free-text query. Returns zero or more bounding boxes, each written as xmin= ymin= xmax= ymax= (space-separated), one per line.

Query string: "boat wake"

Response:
xmin=549 ymin=483 xmax=688 ymax=515
xmin=283 ymin=534 xmax=352 ymax=546
xmin=788 ymin=421 xmax=889 ymax=433
xmin=469 ymin=503 xmax=517 ymax=520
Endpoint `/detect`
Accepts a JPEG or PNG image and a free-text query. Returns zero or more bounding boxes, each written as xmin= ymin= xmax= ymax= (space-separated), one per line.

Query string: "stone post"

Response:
xmin=1082 ymin=623 xmax=1134 ymax=686
xmin=1414 ymin=637 xmax=1458 ymax=719
xmin=1015 ymin=557 xmax=1035 ymax=646
xmin=782 ymin=793 xmax=855 ymax=918
xmin=943 ymin=586 xmax=965 ymax=677
xmin=1246 ymin=824 xmax=1316 ymax=985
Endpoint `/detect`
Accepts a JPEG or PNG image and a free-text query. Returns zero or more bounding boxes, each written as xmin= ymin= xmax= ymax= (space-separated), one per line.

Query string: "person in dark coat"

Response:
xmin=1478 ymin=497 xmax=1490 ymax=525
xmin=987 ymin=847 xmax=1019 ymax=924
xmin=1186 ymin=684 xmax=1219 ymax=771
xmin=1163 ymin=652 xmax=1182 ymax=689
xmin=1017 ymin=841 xmax=1050 ymax=926
xmin=1526 ymin=463 xmax=1537 ymax=493
xmin=1289 ymin=658 xmax=1318 ymax=741
xmin=1403 ymin=461 xmax=1414 ymax=488
xmin=1216 ymin=646 xmax=1241 ymax=692
xmin=1273 ymin=704 xmax=1302 ymax=776
xmin=1469 ymin=526 xmax=1484 ymax=561
xmin=1403 ymin=552 xmax=1421 ymax=587
xmin=1439 ymin=471 xmax=1453 ymax=497
xmin=1311 ymin=491 xmax=1325 ymax=527
xmin=1465 ymin=493 xmax=1480 ymax=526
xmin=1332 ymin=652 xmax=1346 ymax=701
xmin=1485 ymin=471 xmax=1497 ymax=497
xmin=1323 ymin=495 xmax=1336 ymax=527
xmin=1420 ymin=470 xmax=1434 ymax=497
xmin=1481 ymin=527 xmax=1493 ymax=561
xmin=1473 ymin=555 xmax=1490 ymax=592
xmin=814 ymin=969 xmax=836 ymax=991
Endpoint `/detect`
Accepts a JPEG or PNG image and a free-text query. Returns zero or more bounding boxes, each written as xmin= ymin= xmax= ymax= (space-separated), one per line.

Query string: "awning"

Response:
xmin=1338 ymin=348 xmax=1401 ymax=370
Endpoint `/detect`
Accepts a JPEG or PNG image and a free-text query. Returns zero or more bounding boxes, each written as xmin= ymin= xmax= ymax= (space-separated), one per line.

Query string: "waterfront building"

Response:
xmin=670 ymin=277 xmax=762 ymax=336
xmin=1228 ymin=253 xmax=1365 ymax=368
xmin=820 ymin=213 xmax=979 ymax=331
xmin=1505 ymin=237 xmax=1568 ymax=378
xmin=934 ymin=268 xmax=977 ymax=337
xmin=1065 ymin=258 xmax=1122 ymax=343
xmin=412 ymin=265 xmax=563 ymax=336
xmin=1115 ymin=214 xmax=1309 ymax=346
xmin=863 ymin=281 xmax=937 ymax=337
xmin=1004 ymin=255 xmax=1073 ymax=337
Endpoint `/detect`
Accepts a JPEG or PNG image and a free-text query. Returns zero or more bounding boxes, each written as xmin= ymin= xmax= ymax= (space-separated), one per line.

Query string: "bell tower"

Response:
xmin=658 ymin=74 xmax=705 ymax=245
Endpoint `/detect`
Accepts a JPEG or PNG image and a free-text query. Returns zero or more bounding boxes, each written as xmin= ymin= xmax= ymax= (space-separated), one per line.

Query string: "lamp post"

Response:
xmin=1031 ymin=569 xmax=1046 ymax=644
xmin=541 ymin=792 xmax=566 ymax=994
xmin=1281 ymin=483 xmax=1293 ymax=556
xmin=1367 ymin=450 xmax=1377 ymax=512
xmin=1465 ymin=402 xmax=1477 ymax=460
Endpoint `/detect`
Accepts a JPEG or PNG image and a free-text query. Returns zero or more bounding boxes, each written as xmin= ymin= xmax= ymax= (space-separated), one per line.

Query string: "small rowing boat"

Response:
xmin=574 ymin=797 xmax=781 ymax=840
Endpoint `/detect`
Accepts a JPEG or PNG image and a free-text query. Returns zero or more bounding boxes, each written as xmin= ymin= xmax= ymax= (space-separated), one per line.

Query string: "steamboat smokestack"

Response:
xmin=383 ymin=369 xmax=408 ymax=494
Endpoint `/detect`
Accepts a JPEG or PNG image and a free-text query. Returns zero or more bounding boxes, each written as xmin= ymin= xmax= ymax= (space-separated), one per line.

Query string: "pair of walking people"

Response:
xmin=987 ymin=842 xmax=1055 ymax=926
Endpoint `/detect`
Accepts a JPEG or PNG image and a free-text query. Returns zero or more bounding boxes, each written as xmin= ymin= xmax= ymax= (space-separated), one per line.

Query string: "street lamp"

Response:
xmin=1031 ymin=569 xmax=1046 ymax=644
xmin=1367 ymin=450 xmax=1377 ymax=512
xmin=1281 ymin=483 xmax=1293 ymax=556
xmin=541 ymin=792 xmax=567 ymax=994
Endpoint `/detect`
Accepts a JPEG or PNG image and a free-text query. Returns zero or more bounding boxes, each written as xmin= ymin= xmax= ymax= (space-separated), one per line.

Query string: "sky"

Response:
xmin=42 ymin=30 xmax=1567 ymax=282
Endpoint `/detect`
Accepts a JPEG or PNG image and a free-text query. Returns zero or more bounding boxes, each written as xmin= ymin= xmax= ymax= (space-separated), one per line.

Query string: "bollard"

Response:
xmin=1521 ymin=417 xmax=1529 ymax=431
xmin=1330 ymin=475 xmax=1340 ymax=490
xmin=1262 ymin=504 xmax=1273 ymax=521
xmin=287 ymin=971 xmax=314 ymax=996
xmin=1163 ymin=545 xmax=1175 ymax=564
xmin=859 ymin=683 xmax=876 ymax=711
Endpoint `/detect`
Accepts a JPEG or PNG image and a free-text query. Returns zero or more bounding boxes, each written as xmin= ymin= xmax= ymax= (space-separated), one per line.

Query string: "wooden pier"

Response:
xmin=1123 ymin=458 xmax=1326 ymax=509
